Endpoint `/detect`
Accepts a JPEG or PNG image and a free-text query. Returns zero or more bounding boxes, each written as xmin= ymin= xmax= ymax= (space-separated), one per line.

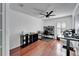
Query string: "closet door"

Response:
xmin=0 ymin=3 xmax=2 ymax=56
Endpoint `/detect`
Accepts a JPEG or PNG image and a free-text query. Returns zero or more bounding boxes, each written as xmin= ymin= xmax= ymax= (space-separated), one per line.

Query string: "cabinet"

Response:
xmin=20 ymin=34 xmax=38 ymax=48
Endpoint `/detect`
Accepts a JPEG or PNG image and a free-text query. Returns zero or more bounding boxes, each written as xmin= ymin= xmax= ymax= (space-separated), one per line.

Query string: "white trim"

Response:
xmin=0 ymin=29 xmax=2 ymax=31
xmin=2 ymin=3 xmax=5 ymax=56
xmin=4 ymin=3 xmax=10 ymax=56
xmin=2 ymin=3 xmax=9 ymax=56
xmin=72 ymin=3 xmax=79 ymax=15
xmin=0 ymin=45 xmax=2 ymax=48
xmin=0 ymin=12 xmax=2 ymax=15
xmin=72 ymin=3 xmax=79 ymax=29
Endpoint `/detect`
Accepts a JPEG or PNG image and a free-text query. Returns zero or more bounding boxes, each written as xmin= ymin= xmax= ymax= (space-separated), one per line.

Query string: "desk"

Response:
xmin=60 ymin=37 xmax=79 ymax=56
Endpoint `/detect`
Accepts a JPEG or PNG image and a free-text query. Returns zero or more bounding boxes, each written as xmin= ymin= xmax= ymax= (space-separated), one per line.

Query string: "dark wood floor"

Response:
xmin=10 ymin=39 xmax=75 ymax=56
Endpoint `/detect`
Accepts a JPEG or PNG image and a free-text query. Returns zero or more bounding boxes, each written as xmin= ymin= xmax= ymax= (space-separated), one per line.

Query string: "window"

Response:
xmin=57 ymin=22 xmax=66 ymax=37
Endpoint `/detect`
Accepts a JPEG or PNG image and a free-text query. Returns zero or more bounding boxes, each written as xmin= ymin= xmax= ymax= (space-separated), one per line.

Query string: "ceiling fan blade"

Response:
xmin=51 ymin=8 xmax=56 ymax=13
xmin=50 ymin=14 xmax=55 ymax=16
xmin=40 ymin=13 xmax=46 ymax=16
xmin=49 ymin=11 xmax=53 ymax=15
xmin=33 ymin=8 xmax=45 ymax=13
xmin=40 ymin=15 xmax=45 ymax=18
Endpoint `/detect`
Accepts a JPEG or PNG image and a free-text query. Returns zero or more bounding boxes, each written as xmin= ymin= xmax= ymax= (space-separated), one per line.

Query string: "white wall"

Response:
xmin=6 ymin=4 xmax=43 ymax=49
xmin=43 ymin=16 xmax=72 ymax=38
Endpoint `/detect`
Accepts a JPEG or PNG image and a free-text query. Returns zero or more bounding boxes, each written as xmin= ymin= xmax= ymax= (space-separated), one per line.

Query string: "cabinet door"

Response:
xmin=25 ymin=34 xmax=28 ymax=45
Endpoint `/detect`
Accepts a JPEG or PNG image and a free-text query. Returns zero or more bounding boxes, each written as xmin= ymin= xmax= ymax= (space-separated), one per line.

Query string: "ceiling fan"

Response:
xmin=33 ymin=7 xmax=55 ymax=18
xmin=39 ymin=10 xmax=55 ymax=18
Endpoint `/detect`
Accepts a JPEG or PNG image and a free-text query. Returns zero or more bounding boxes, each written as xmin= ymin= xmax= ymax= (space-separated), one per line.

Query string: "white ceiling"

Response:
xmin=10 ymin=3 xmax=76 ymax=19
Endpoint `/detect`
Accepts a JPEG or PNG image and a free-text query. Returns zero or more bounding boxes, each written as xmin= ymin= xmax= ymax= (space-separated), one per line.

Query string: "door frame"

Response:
xmin=2 ymin=3 xmax=9 ymax=56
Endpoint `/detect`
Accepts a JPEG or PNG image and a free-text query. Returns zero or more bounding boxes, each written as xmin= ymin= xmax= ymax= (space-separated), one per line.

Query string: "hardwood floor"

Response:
xmin=10 ymin=39 xmax=75 ymax=56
